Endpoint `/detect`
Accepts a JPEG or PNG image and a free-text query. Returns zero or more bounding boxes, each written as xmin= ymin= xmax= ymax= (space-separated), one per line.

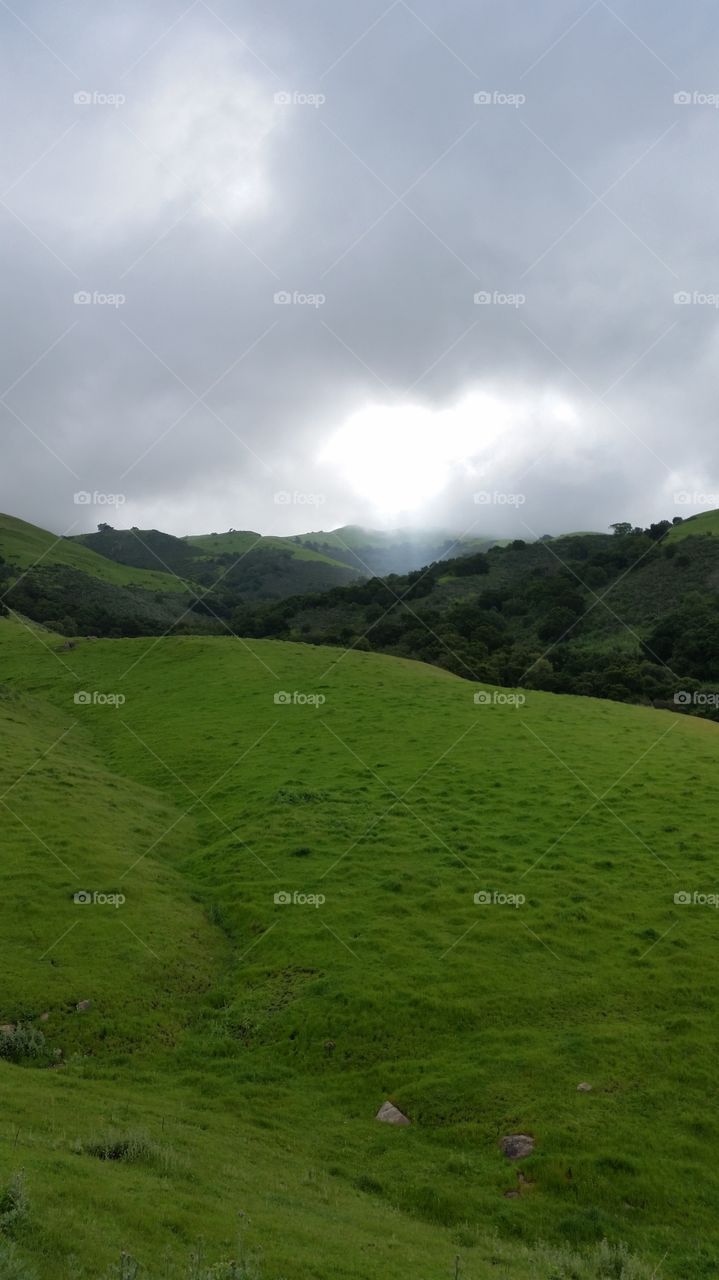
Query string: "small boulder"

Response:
xmin=76 ymin=999 xmax=93 ymax=1013
xmin=500 ymin=1134 xmax=534 ymax=1159
xmin=376 ymin=1100 xmax=410 ymax=1126
xmin=40 ymin=1012 xmax=49 ymax=1022
xmin=0 ymin=1024 xmax=15 ymax=1035
xmin=577 ymin=1082 xmax=592 ymax=1092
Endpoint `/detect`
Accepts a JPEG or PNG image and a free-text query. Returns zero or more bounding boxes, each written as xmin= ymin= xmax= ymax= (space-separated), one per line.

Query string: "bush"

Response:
xmin=76 ymin=1131 xmax=178 ymax=1175
xmin=0 ymin=1175 xmax=29 ymax=1237
xmin=0 ymin=1027 xmax=47 ymax=1065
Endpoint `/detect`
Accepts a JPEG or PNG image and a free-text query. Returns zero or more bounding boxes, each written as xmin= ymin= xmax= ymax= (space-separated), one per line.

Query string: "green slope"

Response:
xmin=0 ymin=617 xmax=717 ymax=1277
xmin=185 ymin=529 xmax=360 ymax=573
xmin=292 ymin=525 xmax=498 ymax=553
xmin=665 ymin=509 xmax=719 ymax=543
xmin=0 ymin=514 xmax=186 ymax=592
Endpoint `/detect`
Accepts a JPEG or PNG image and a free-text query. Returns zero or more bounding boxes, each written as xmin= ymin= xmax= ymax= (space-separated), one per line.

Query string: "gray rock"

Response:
xmin=76 ymin=1000 xmax=93 ymax=1012
xmin=500 ymin=1134 xmax=535 ymax=1159
xmin=577 ymin=1082 xmax=592 ymax=1092
xmin=376 ymin=1100 xmax=410 ymax=1126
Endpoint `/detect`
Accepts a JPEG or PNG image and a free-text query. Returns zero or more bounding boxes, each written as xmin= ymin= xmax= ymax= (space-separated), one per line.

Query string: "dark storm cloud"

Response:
xmin=2 ymin=0 xmax=719 ymax=540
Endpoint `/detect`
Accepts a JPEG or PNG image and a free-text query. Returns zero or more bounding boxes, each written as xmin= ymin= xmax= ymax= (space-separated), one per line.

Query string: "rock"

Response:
xmin=500 ymin=1134 xmax=534 ymax=1159
xmin=376 ymin=1100 xmax=410 ymax=1126
xmin=577 ymin=1082 xmax=592 ymax=1092
xmin=40 ymin=1012 xmax=49 ymax=1022
xmin=76 ymin=999 xmax=93 ymax=1013
xmin=0 ymin=1024 xmax=15 ymax=1035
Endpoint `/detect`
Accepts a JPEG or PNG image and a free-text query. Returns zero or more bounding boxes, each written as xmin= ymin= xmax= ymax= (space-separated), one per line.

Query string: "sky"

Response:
xmin=1 ymin=0 xmax=718 ymax=541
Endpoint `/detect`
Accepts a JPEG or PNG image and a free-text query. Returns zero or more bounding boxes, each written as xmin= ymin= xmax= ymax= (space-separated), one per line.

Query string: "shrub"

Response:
xmin=0 ymin=1175 xmax=29 ymax=1236
xmin=76 ymin=1131 xmax=177 ymax=1175
xmin=0 ymin=1027 xmax=47 ymax=1065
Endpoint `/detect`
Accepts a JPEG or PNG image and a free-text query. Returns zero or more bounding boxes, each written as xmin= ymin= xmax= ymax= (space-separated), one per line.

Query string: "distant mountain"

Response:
xmin=1 ymin=514 xmax=362 ymax=636
xmin=69 ymin=521 xmax=504 ymax=597
xmin=288 ymin=524 xmax=504 ymax=575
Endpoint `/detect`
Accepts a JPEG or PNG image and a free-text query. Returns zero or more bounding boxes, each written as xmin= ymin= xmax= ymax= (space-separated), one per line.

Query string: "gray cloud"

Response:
xmin=2 ymin=0 xmax=719 ymax=541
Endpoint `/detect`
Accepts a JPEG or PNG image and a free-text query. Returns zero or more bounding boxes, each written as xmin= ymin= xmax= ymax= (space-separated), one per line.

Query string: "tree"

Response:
xmin=610 ymin=522 xmax=632 ymax=537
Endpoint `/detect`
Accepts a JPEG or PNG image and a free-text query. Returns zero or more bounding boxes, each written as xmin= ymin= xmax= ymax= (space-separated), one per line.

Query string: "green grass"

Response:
xmin=0 ymin=515 xmax=186 ymax=592
xmin=185 ymin=531 xmax=359 ymax=572
xmin=0 ymin=617 xmax=717 ymax=1277
xmin=665 ymin=509 xmax=719 ymax=543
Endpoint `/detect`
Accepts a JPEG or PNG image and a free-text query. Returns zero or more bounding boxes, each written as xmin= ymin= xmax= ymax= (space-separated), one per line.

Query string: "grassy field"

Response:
xmin=1 ymin=616 xmax=718 ymax=1277
xmin=666 ymin=509 xmax=719 ymax=543
xmin=0 ymin=515 xmax=186 ymax=592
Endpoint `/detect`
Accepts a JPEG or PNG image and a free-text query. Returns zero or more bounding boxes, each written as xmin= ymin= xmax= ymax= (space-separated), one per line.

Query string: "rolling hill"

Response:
xmin=1 ymin=516 xmax=361 ymax=638
xmin=185 ymin=529 xmax=358 ymax=572
xmin=0 ymin=514 xmax=186 ymax=591
xmin=665 ymin=508 xmax=719 ymax=543
xmin=236 ymin=520 xmax=719 ymax=715
xmin=0 ymin=613 xmax=717 ymax=1278
xmin=289 ymin=525 xmax=505 ymax=575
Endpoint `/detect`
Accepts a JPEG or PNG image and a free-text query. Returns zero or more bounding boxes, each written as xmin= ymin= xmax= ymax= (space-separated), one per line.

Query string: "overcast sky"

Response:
xmin=2 ymin=0 xmax=718 ymax=540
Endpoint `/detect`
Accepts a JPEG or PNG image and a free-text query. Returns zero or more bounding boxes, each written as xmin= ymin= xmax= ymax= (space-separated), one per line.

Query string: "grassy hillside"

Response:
xmin=665 ymin=509 xmax=719 ymax=543
xmin=186 ymin=530 xmax=358 ymax=573
xmin=0 ymin=514 xmax=186 ymax=592
xmin=0 ymin=616 xmax=717 ymax=1276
